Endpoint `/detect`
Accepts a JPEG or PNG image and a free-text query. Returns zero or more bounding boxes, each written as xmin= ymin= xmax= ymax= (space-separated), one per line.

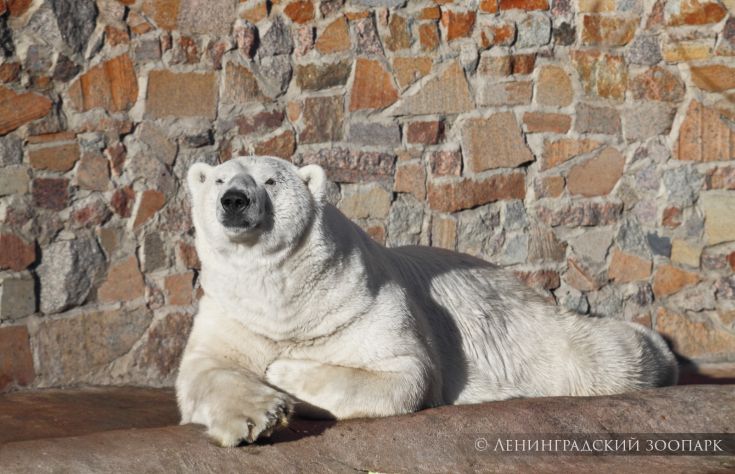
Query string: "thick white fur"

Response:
xmin=176 ymin=156 xmax=678 ymax=447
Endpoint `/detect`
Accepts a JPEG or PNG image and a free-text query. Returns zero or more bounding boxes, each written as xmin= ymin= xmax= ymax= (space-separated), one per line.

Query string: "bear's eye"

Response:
xmin=215 ymin=178 xmax=224 ymax=185
xmin=265 ymin=178 xmax=276 ymax=186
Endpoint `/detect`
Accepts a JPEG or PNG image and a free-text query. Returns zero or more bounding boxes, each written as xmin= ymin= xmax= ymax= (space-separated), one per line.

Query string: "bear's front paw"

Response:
xmin=265 ymin=358 xmax=322 ymax=397
xmin=204 ymin=387 xmax=293 ymax=447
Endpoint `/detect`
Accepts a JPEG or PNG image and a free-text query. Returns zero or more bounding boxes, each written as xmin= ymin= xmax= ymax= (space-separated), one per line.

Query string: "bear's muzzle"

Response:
xmin=217 ymin=174 xmax=264 ymax=232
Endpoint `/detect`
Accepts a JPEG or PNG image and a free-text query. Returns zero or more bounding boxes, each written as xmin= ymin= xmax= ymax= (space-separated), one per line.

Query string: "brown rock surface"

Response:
xmin=431 ymin=215 xmax=457 ymax=249
xmin=392 ymin=56 xmax=433 ymax=89
xmin=32 ymin=178 xmax=68 ymax=211
xmin=34 ymin=308 xmax=151 ymax=383
xmin=564 ymin=258 xmax=600 ymax=291
xmin=134 ymin=312 xmax=193 ymax=376
xmin=630 ymin=67 xmax=686 ymax=102
xmin=428 ymin=150 xmax=462 ymax=176
xmin=315 ymin=17 xmax=350 ymax=54
xmin=76 ymin=153 xmax=110 ymax=191
xmin=498 ymin=0 xmax=548 ymax=10
xmin=427 ymin=173 xmax=525 ymax=212
xmin=253 ymin=130 xmax=296 ymax=160
xmin=295 ymin=60 xmax=351 ymax=91
xmin=0 ymin=233 xmax=35 ymax=272
xmin=0 ymin=87 xmax=52 ymax=135
xmin=284 ymin=0 xmax=314 ymax=24
xmin=384 ymin=14 xmax=411 ymax=51
xmin=666 ymin=0 xmax=727 ymax=26
xmin=0 ymin=387 xmax=178 ymax=443
xmin=392 ymin=61 xmax=473 ymax=115
xmin=349 ymin=58 xmax=398 ymax=111
xmin=0 ymin=326 xmax=34 ymax=391
xmin=97 ymin=255 xmax=146 ymax=303
xmin=462 ymin=113 xmax=534 ymax=172
xmin=652 ymin=264 xmax=700 ymax=298
xmin=0 ymin=386 xmax=733 ymax=472
xmin=418 ymin=23 xmax=440 ymax=51
xmin=581 ymin=15 xmax=637 ymax=47
xmin=133 ymin=189 xmax=166 ymax=229
xmin=296 ymin=148 xmax=395 ymax=183
xmin=523 ymin=112 xmax=571 ymax=134
xmin=300 ymin=95 xmax=344 ymax=144
xmin=536 ymin=66 xmax=573 ymax=106
xmin=440 ymin=9 xmax=476 ymax=41
xmin=406 ymin=120 xmax=443 ymax=145
xmin=147 ymin=70 xmax=216 ymax=118
xmin=566 ymin=147 xmax=625 ymax=197
xmin=608 ymin=248 xmax=652 ymax=283
xmin=394 ymin=161 xmax=427 ymax=200
xmin=28 ymin=143 xmax=79 ymax=172
xmin=676 ymin=101 xmax=734 ymax=162
xmin=67 ymin=55 xmax=138 ymax=113
xmin=164 ymin=272 xmax=194 ymax=306
xmin=690 ymin=65 xmax=735 ymax=92
xmin=656 ymin=308 xmax=735 ymax=359
xmin=541 ymin=138 xmax=603 ymax=170
xmin=572 ymin=50 xmax=627 ymax=101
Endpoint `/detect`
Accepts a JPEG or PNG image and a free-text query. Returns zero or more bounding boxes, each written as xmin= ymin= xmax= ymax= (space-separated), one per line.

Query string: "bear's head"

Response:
xmin=187 ymin=156 xmax=327 ymax=254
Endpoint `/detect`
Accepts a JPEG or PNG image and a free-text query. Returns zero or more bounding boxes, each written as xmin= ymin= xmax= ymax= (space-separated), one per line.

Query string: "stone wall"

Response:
xmin=0 ymin=0 xmax=734 ymax=392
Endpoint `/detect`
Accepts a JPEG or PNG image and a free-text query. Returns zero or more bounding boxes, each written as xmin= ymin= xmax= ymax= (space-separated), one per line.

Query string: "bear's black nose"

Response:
xmin=220 ymin=190 xmax=250 ymax=213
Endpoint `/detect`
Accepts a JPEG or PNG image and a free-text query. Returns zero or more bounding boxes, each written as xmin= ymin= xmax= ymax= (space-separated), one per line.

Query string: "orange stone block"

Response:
xmin=652 ymin=264 xmax=700 ymax=298
xmin=98 ymin=255 xmax=146 ymax=303
xmin=565 ymin=258 xmax=600 ymax=291
xmin=284 ymin=0 xmax=314 ymax=24
xmin=315 ymin=17 xmax=350 ymax=54
xmin=479 ymin=0 xmax=498 ymax=13
xmin=581 ymin=15 xmax=637 ymax=47
xmin=133 ymin=189 xmax=166 ymax=229
xmin=566 ymin=147 xmax=625 ymax=197
xmin=541 ymin=138 xmax=603 ymax=170
xmin=523 ymin=112 xmax=571 ymax=134
xmin=608 ymin=248 xmax=652 ymax=283
xmin=349 ymin=58 xmax=398 ymax=111
xmin=676 ymin=100 xmax=734 ymax=162
xmin=240 ymin=1 xmax=268 ymax=23
xmin=690 ymin=65 xmax=735 ymax=92
xmin=253 ymin=129 xmax=296 ymax=160
xmin=666 ymin=0 xmax=726 ymax=26
xmin=419 ymin=6 xmax=441 ymax=20
xmin=418 ymin=23 xmax=440 ymax=51
xmin=0 ymin=325 xmax=35 ymax=391
xmin=165 ymin=272 xmax=194 ymax=306
xmin=141 ymin=0 xmax=180 ymax=30
xmin=536 ymin=65 xmax=573 ymax=106
xmin=427 ymin=173 xmax=525 ymax=213
xmin=0 ymin=86 xmax=52 ymax=135
xmin=28 ymin=143 xmax=80 ymax=172
xmin=440 ymin=9 xmax=476 ymax=41
xmin=535 ymin=175 xmax=565 ymax=198
xmin=498 ymin=0 xmax=548 ymax=10
xmin=656 ymin=308 xmax=735 ymax=359
xmin=392 ymin=56 xmax=433 ymax=89
xmin=431 ymin=215 xmax=457 ymax=250
xmin=67 ymin=55 xmax=138 ymax=113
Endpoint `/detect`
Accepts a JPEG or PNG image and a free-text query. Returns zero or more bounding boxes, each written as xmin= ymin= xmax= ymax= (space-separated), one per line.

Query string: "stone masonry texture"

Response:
xmin=0 ymin=0 xmax=733 ymax=392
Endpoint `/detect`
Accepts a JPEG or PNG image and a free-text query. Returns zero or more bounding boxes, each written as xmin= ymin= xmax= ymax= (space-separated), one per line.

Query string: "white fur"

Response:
xmin=176 ymin=156 xmax=678 ymax=446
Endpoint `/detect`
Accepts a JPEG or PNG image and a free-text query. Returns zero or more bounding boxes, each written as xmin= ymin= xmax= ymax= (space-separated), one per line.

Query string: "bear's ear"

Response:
xmin=297 ymin=164 xmax=327 ymax=202
xmin=187 ymin=162 xmax=213 ymax=195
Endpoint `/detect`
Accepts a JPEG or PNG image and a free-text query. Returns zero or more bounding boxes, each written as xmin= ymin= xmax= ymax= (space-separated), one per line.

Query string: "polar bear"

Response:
xmin=176 ymin=155 xmax=678 ymax=447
